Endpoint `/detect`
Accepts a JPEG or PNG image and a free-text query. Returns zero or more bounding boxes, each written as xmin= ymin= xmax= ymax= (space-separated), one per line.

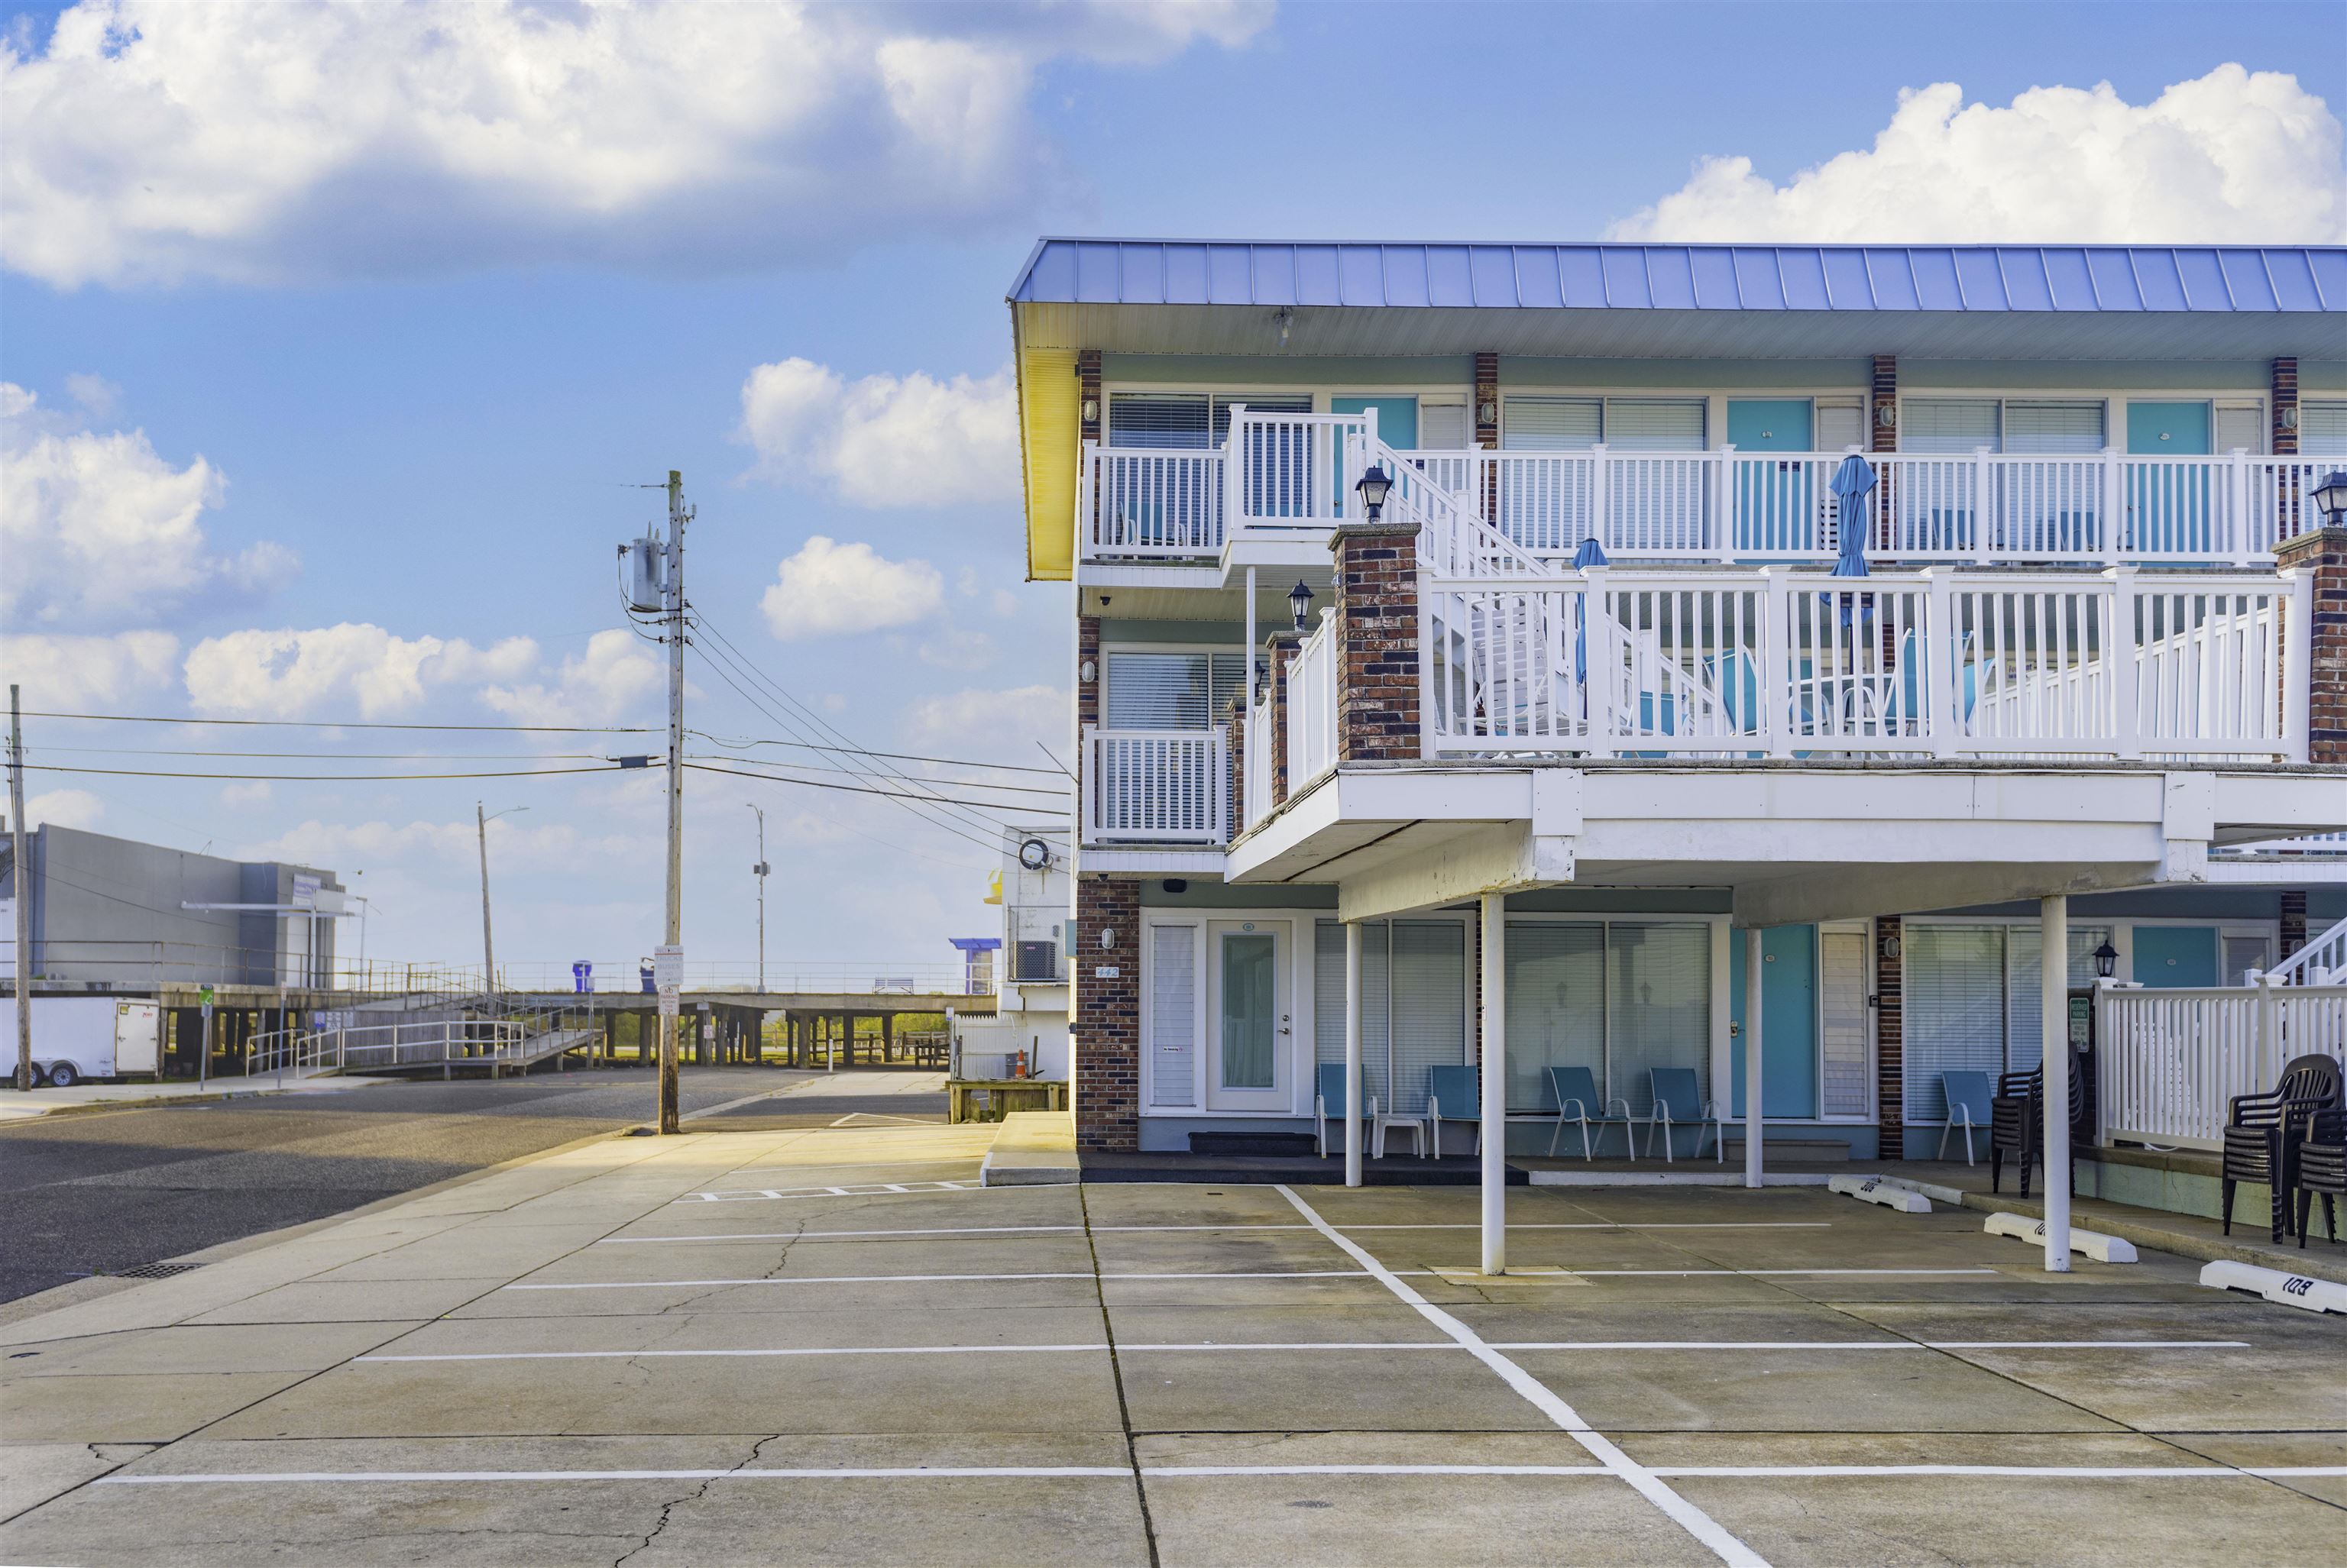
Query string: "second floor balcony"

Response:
xmin=1080 ymin=407 xmax=2333 ymax=574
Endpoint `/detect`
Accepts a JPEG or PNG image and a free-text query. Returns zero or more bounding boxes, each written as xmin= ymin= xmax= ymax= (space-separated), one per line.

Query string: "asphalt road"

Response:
xmin=0 ymin=1067 xmax=816 ymax=1305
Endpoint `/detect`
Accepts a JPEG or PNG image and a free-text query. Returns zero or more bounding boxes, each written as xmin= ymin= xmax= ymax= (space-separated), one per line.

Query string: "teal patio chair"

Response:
xmin=1546 ymin=1065 xmax=1633 ymax=1161
xmin=1643 ymin=1066 xmax=1724 ymax=1163
xmin=1937 ymin=1069 xmax=1995 ymax=1165
xmin=1426 ymin=1064 xmax=1481 ymax=1158
xmin=1314 ymin=1061 xmax=1377 ymax=1159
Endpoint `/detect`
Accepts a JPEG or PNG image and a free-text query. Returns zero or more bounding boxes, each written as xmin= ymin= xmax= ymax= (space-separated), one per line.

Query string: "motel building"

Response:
xmin=1003 ymin=238 xmax=2347 ymax=1249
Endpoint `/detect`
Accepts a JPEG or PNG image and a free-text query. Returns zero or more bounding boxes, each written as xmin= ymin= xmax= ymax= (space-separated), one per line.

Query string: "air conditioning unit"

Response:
xmin=1012 ymin=941 xmax=1060 ymax=983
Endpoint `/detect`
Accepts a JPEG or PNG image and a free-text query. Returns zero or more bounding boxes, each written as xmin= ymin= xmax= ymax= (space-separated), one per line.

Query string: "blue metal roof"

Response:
xmin=1009 ymin=241 xmax=2345 ymax=313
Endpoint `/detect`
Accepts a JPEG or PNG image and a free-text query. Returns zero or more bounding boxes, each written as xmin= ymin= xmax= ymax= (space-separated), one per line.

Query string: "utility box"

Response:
xmin=624 ymin=537 xmax=665 ymax=612
xmin=27 ymin=997 xmax=161 ymax=1086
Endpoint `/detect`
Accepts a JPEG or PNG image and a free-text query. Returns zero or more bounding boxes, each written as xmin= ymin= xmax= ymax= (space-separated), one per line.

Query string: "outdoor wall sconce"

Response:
xmin=2314 ymin=470 xmax=2347 ymax=529
xmin=1080 ymin=658 xmax=1096 ymax=683
xmin=1288 ymin=579 xmax=1314 ymax=632
xmin=1355 ymin=462 xmax=1393 ymax=523
xmin=2093 ymin=938 xmax=2119 ymax=979
xmin=1098 ymin=926 xmax=1118 ymax=952
xmin=1478 ymin=401 xmax=1497 ymax=426
xmin=1080 ymin=397 xmax=1099 ymax=425
xmin=1875 ymin=402 xmax=1896 ymax=428
xmin=2281 ymin=406 xmax=2300 ymax=431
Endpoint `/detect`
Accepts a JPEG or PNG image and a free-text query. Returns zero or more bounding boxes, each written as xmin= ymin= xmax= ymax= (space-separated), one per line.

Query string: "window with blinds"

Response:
xmin=1104 ymin=651 xmax=1246 ymax=731
xmin=1502 ymin=398 xmax=1705 ymax=451
xmin=1419 ymin=403 xmax=1470 ymax=450
xmin=1484 ymin=920 xmax=1709 ymax=1116
xmin=2213 ymin=404 xmax=2263 ymax=455
xmin=1819 ymin=930 xmax=1871 ymax=1120
xmin=1504 ymin=923 xmax=1605 ymax=1112
xmin=1905 ymin=922 xmax=2109 ymax=1122
xmin=2004 ymin=402 xmax=2105 ymax=454
xmin=2299 ymin=402 xmax=2347 ymax=456
xmin=1313 ymin=919 xmax=1462 ymax=1115
xmin=2003 ymin=924 xmax=2110 ymax=1074
xmin=1604 ymin=399 xmax=1707 ymax=451
xmin=1816 ymin=402 xmax=1865 ymax=454
xmin=1904 ymin=399 xmax=2001 ymax=454
xmin=1105 ymin=392 xmax=1312 ymax=449
xmin=1609 ymin=924 xmax=1711 ymax=1117
xmin=1503 ymin=398 xmax=1601 ymax=450
xmin=1149 ymin=924 xmax=1198 ymax=1107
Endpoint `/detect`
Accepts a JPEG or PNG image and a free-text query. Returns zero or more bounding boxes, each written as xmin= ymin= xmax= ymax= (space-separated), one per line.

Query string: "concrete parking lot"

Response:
xmin=2 ymin=1074 xmax=2341 ymax=1566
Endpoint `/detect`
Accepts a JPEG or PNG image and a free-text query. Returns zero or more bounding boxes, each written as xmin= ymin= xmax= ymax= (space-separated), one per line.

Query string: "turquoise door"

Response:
xmin=2126 ymin=402 xmax=2213 ymax=555
xmin=2133 ymin=926 xmax=2218 ymax=988
xmin=1727 ymin=399 xmax=1818 ymax=556
xmin=1331 ymin=397 xmax=1417 ymax=516
xmin=1730 ymin=925 xmax=1819 ymax=1117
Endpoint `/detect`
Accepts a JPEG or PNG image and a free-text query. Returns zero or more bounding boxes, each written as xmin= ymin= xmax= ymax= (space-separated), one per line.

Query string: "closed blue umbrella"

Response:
xmin=1572 ymin=535 xmax=1608 ymax=684
xmin=1828 ymin=454 xmax=1876 ymax=578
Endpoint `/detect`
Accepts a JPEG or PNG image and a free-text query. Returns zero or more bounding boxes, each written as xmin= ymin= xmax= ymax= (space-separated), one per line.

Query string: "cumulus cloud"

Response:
xmin=24 ymin=788 xmax=104 ymax=831
xmin=183 ymin=623 xmax=538 ymax=719
xmin=219 ymin=780 xmax=273 ymax=809
xmin=739 ymin=357 xmax=1018 ymax=508
xmin=905 ymin=683 xmax=1069 ymax=765
xmin=2 ymin=0 xmax=1271 ymax=288
xmin=760 ymin=536 xmax=944 ymax=640
xmin=0 ymin=630 xmax=178 ymax=708
xmin=477 ymin=629 xmax=664 ymax=727
xmin=1 ymin=382 xmax=295 ymax=629
xmin=1608 ymin=66 xmax=2345 ymax=243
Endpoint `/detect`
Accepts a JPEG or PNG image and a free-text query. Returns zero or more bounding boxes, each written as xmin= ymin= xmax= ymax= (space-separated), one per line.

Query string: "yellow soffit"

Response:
xmin=1017 ymin=322 xmax=1076 ymax=582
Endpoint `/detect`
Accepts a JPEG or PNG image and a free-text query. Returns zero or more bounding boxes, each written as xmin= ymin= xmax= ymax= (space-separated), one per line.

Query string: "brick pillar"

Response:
xmin=2281 ymin=890 xmax=2308 ymax=961
xmin=1869 ymin=355 xmax=1897 ymax=453
xmin=1264 ymin=629 xmax=1301 ymax=807
xmin=1077 ymin=350 xmax=1102 ymax=442
xmin=1073 ymin=876 xmax=1140 ymax=1150
xmin=2277 ymin=526 xmax=2347 ymax=765
xmin=1875 ymin=917 xmax=1905 ymax=1158
xmin=1331 ymin=522 xmax=1422 ymax=761
xmin=1475 ymin=351 xmax=1500 ymax=520
xmin=2273 ymin=356 xmax=2298 ymax=456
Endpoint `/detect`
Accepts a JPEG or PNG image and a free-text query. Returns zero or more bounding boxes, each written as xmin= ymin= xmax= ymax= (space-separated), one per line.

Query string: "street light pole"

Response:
xmin=659 ymin=470 xmax=690 ymax=1134
xmin=8 ymin=685 xmax=31 ymax=1093
xmin=748 ymin=804 xmax=767 ymax=994
xmin=477 ymin=803 xmax=527 ymax=994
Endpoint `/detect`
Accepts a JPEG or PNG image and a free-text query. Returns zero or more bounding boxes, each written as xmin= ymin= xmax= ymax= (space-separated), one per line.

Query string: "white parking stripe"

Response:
xmin=500 ymin=1266 xmax=1996 ymax=1291
xmin=355 ymin=1338 xmax=2248 ymax=1363
xmin=358 ymin=1345 xmax=1112 ymax=1363
xmin=1271 ymin=1184 xmax=1769 ymax=1568
xmin=98 ymin=1463 xmax=2347 ymax=1488
xmin=680 ymin=1181 xmax=983 ymax=1203
xmin=600 ymin=1226 xmax=1089 ymax=1244
xmin=596 ymin=1221 xmax=1835 ymax=1245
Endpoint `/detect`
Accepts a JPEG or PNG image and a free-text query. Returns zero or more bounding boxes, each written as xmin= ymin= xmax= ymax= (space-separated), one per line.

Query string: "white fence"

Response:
xmin=1083 ymin=728 xmax=1228 ymax=844
xmin=1080 ymin=437 xmax=2331 ymax=569
xmin=1287 ymin=612 xmax=1339 ymax=795
xmin=1425 ymin=567 xmax=2308 ymax=761
xmin=1243 ymin=693 xmax=1274 ymax=830
xmin=2099 ymin=981 xmax=2347 ymax=1150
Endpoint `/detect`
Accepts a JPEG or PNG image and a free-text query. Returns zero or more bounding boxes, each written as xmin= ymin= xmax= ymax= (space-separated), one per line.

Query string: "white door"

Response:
xmin=1205 ymin=919 xmax=1292 ymax=1111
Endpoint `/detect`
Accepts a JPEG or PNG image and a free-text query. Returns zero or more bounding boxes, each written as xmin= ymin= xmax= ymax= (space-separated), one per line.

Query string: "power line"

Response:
xmin=33 ymin=745 xmax=613 ymax=762
xmin=24 ymin=763 xmax=633 ymax=783
xmin=683 ymin=761 xmax=1067 ymax=814
xmin=21 ymin=711 xmax=656 ymax=734
xmin=688 ymin=729 xmax=1061 ymax=777
xmin=681 ymin=752 xmax=1070 ymax=800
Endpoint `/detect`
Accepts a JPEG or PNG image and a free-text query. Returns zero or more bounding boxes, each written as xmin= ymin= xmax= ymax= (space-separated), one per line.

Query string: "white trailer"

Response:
xmin=28 ymin=997 xmax=162 ymax=1087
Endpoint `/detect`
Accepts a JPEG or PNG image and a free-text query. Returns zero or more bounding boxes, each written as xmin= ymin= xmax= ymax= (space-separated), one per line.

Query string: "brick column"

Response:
xmin=1331 ymin=521 xmax=1422 ymax=762
xmin=1875 ymin=917 xmax=1905 ymax=1158
xmin=1264 ymin=629 xmax=1301 ymax=807
xmin=1475 ymin=351 xmax=1500 ymax=520
xmin=2281 ymin=890 xmax=2308 ymax=962
xmin=1225 ymin=689 xmax=1247 ymax=829
xmin=1077 ymin=350 xmax=1102 ymax=442
xmin=2273 ymin=356 xmax=2298 ymax=456
xmin=1869 ymin=355 xmax=1897 ymax=452
xmin=1073 ymin=875 xmax=1140 ymax=1149
xmin=2277 ymin=526 xmax=2347 ymax=765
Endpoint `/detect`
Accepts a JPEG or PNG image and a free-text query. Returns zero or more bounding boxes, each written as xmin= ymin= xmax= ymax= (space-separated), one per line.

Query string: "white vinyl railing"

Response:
xmin=1080 ymin=438 xmax=2331 ymax=569
xmin=1083 ymin=728 xmax=1228 ymax=844
xmin=1287 ymin=611 xmax=1339 ymax=794
xmin=1243 ymin=693 xmax=1274 ymax=830
xmin=1425 ymin=567 xmax=2309 ymax=761
xmin=2099 ymin=980 xmax=2347 ymax=1150
xmin=2271 ymin=914 xmax=2347 ymax=987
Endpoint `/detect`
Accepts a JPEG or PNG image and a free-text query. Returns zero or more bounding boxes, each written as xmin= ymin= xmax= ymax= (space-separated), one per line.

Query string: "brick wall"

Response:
xmin=1875 ymin=917 xmax=1904 ymax=1155
xmin=2281 ymin=890 xmax=2308 ymax=961
xmin=1264 ymin=629 xmax=1300 ymax=807
xmin=2277 ymin=525 xmax=2347 ymax=765
xmin=1870 ymin=355 xmax=1897 ymax=453
xmin=1077 ymin=350 xmax=1102 ymax=442
xmin=1073 ymin=876 xmax=1140 ymax=1150
xmin=1331 ymin=521 xmax=1422 ymax=762
xmin=2273 ymin=356 xmax=2298 ymax=456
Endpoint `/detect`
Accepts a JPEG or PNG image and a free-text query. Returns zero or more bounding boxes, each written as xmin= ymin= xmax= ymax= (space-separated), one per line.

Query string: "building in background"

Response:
xmin=1 ymin=823 xmax=347 ymax=991
xmin=951 ymin=826 xmax=1073 ymax=1081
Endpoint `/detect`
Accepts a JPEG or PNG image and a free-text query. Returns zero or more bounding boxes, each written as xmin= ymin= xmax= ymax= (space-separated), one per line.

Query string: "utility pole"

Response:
xmin=475 ymin=803 xmax=526 ymax=994
xmin=747 ymin=804 xmax=767 ymax=993
xmin=659 ymin=470 xmax=690 ymax=1133
xmin=9 ymin=686 xmax=31 ymax=1092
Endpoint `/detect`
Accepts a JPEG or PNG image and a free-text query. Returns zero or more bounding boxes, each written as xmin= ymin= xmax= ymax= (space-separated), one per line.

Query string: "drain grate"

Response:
xmin=99 ymin=1262 xmax=206 ymax=1280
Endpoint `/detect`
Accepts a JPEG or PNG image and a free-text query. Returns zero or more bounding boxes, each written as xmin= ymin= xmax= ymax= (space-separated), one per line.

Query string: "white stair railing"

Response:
xmin=2271 ymin=914 xmax=2347 ymax=987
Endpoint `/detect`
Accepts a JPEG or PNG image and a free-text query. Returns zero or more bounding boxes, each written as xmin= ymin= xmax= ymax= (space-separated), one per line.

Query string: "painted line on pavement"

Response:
xmin=356 ymin=1345 xmax=1114 ymax=1363
xmin=1273 ymin=1183 xmax=1769 ymax=1568
xmin=99 ymin=1463 xmax=2347 ymax=1488
xmin=599 ymin=1226 xmax=1092 ymax=1244
xmin=354 ymin=1337 xmax=2250 ymax=1363
xmin=678 ymin=1180 xmax=983 ymax=1203
xmin=594 ymin=1221 xmax=1832 ymax=1246
xmin=500 ymin=1266 xmax=1996 ymax=1292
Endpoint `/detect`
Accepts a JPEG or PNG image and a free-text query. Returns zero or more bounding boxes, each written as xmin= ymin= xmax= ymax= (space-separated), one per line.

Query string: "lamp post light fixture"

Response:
xmin=1355 ymin=462 xmax=1393 ymax=523
xmin=1288 ymin=580 xmax=1314 ymax=633
xmin=2313 ymin=470 xmax=2347 ymax=530
xmin=2093 ymin=938 xmax=2119 ymax=981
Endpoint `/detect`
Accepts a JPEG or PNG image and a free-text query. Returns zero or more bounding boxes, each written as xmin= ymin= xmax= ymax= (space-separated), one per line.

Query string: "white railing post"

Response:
xmin=1077 ymin=439 xmax=1097 ymax=559
xmin=1973 ymin=448 xmax=1996 ymax=565
xmin=2101 ymin=447 xmax=2125 ymax=560
xmin=1923 ymin=567 xmax=1957 ymax=758
xmin=1760 ymin=566 xmax=1792 ymax=758
xmin=1212 ymin=730 xmax=1229 ymax=845
xmin=1223 ymin=403 xmax=1245 ymax=536
xmin=2228 ymin=451 xmax=2252 ymax=567
xmin=1712 ymin=444 xmax=1734 ymax=560
xmin=2284 ymin=565 xmax=2314 ymax=764
xmin=1590 ymin=443 xmax=1611 ymax=558
xmin=1079 ymin=724 xmax=1098 ymax=845
xmin=1581 ymin=565 xmax=1614 ymax=757
xmin=2106 ymin=564 xmax=2140 ymax=761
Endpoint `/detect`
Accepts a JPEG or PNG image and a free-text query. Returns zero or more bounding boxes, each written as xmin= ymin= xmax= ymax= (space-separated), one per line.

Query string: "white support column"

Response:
xmin=1479 ymin=891 xmax=1506 ymax=1276
xmin=1344 ymin=920 xmax=1364 ymax=1188
xmin=1244 ymin=566 xmax=1258 ymax=705
xmin=1743 ymin=926 xmax=1765 ymax=1189
xmin=2041 ymin=894 xmax=2071 ymax=1272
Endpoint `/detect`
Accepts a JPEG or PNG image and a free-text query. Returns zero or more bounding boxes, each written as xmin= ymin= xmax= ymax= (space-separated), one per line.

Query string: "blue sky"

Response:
xmin=2 ymin=1 xmax=2342 ymax=984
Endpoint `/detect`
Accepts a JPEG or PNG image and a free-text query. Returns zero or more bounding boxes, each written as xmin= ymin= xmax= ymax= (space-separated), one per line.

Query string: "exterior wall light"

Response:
xmin=1875 ymin=402 xmax=1897 ymax=428
xmin=1080 ymin=397 xmax=1099 ymax=425
xmin=2314 ymin=471 xmax=2347 ymax=529
xmin=2280 ymin=406 xmax=2299 ymax=431
xmin=1288 ymin=580 xmax=1314 ymax=632
xmin=1355 ymin=463 xmax=1393 ymax=522
xmin=2093 ymin=939 xmax=2119 ymax=980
